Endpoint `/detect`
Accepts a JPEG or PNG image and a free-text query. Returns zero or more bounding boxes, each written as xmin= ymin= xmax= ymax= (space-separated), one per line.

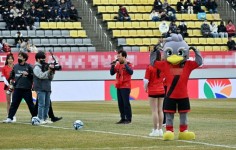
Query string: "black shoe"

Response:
xmin=124 ymin=120 xmax=132 ymax=124
xmin=116 ymin=119 xmax=125 ymax=124
xmin=51 ymin=117 xmax=63 ymax=122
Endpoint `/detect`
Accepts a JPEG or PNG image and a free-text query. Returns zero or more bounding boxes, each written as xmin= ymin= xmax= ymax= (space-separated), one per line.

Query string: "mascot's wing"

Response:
xmin=150 ymin=50 xmax=157 ymax=66
xmin=189 ymin=46 xmax=203 ymax=66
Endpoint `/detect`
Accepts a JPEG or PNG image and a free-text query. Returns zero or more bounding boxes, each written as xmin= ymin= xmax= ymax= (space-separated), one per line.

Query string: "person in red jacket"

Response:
xmin=1 ymin=53 xmax=15 ymax=121
xmin=144 ymin=49 xmax=165 ymax=136
xmin=226 ymin=20 xmax=236 ymax=37
xmin=110 ymin=50 xmax=133 ymax=124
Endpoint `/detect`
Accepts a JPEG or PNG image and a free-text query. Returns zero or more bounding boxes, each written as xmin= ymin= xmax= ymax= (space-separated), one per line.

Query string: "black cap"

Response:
xmin=35 ymin=51 xmax=46 ymax=60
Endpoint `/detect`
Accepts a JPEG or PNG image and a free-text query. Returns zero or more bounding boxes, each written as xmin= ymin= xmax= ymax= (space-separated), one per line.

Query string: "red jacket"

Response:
xmin=1 ymin=65 xmax=13 ymax=80
xmin=226 ymin=24 xmax=235 ymax=34
xmin=145 ymin=65 xmax=165 ymax=95
xmin=110 ymin=62 xmax=133 ymax=89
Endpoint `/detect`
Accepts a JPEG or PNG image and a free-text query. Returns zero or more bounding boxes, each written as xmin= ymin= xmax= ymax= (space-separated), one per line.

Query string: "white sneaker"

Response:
xmin=159 ymin=129 xmax=163 ymax=137
xmin=45 ymin=119 xmax=53 ymax=124
xmin=40 ymin=120 xmax=47 ymax=125
xmin=149 ymin=129 xmax=159 ymax=137
xmin=3 ymin=118 xmax=13 ymax=123
xmin=13 ymin=116 xmax=16 ymax=122
xmin=162 ymin=124 xmax=166 ymax=127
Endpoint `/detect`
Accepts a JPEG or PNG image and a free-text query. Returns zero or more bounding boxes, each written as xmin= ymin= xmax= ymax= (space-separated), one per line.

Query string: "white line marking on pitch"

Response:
xmin=17 ymin=122 xmax=236 ymax=149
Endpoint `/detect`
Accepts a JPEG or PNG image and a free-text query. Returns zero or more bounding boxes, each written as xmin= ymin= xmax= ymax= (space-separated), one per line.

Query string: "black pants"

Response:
xmin=117 ymin=88 xmax=132 ymax=121
xmin=8 ymin=88 xmax=36 ymax=119
xmin=163 ymin=86 xmax=167 ymax=124
xmin=35 ymin=99 xmax=55 ymax=119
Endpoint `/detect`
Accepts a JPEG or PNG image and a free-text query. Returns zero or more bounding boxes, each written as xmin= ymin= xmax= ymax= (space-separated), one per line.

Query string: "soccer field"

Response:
xmin=0 ymin=99 xmax=236 ymax=149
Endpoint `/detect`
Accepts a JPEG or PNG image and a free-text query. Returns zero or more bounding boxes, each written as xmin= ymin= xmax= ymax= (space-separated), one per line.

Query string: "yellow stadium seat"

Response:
xmin=145 ymin=6 xmax=152 ymax=12
xmin=151 ymin=38 xmax=158 ymax=44
xmin=110 ymin=14 xmax=117 ymax=20
xmin=206 ymin=38 xmax=214 ymax=44
xmin=102 ymin=0 xmax=109 ymax=4
xmin=134 ymin=14 xmax=143 ymax=20
xmin=140 ymin=46 xmax=149 ymax=52
xmin=142 ymin=38 xmax=151 ymax=45
xmin=64 ymin=22 xmax=73 ymax=29
xmin=129 ymin=14 xmax=135 ymax=20
xmin=125 ymin=0 xmax=133 ymax=4
xmin=119 ymin=0 xmax=125 ymax=4
xmin=126 ymin=38 xmax=135 ymax=45
xmin=120 ymin=30 xmax=129 ymax=37
xmin=153 ymin=30 xmax=161 ymax=36
xmin=181 ymin=14 xmax=190 ymax=20
xmin=137 ymin=30 xmax=145 ymax=36
xmin=109 ymin=0 xmax=116 ymax=5
xmin=205 ymin=46 xmax=213 ymax=51
xmin=116 ymin=22 xmax=124 ymax=29
xmin=140 ymin=22 xmax=148 ymax=28
xmin=206 ymin=14 xmax=214 ymax=20
xmin=123 ymin=22 xmax=132 ymax=29
xmin=93 ymin=0 xmax=100 ymax=5
xmin=148 ymin=22 xmax=156 ymax=28
xmin=145 ymin=30 xmax=153 ymax=37
xmin=107 ymin=22 xmax=116 ymax=29
xmin=132 ymin=22 xmax=140 ymax=28
xmin=187 ymin=22 xmax=195 ymax=28
xmin=56 ymin=22 xmax=65 ymax=28
xmin=134 ymin=38 xmax=143 ymax=45
xmin=134 ymin=0 xmax=141 ymax=4
xmin=106 ymin=6 xmax=114 ymax=12
xmin=221 ymin=46 xmax=228 ymax=51
xmin=222 ymin=38 xmax=228 ymax=44
xmin=73 ymin=22 xmax=82 ymax=29
xmin=98 ymin=6 xmax=106 ymax=13
xmin=40 ymin=22 xmax=48 ymax=29
xmin=194 ymin=21 xmax=202 ymax=28
xmin=192 ymin=30 xmax=202 ymax=36
xmin=188 ymin=30 xmax=193 ymax=36
xmin=113 ymin=30 xmax=121 ymax=37
xmin=199 ymin=38 xmax=207 ymax=44
xmin=129 ymin=6 xmax=137 ymax=12
xmin=70 ymin=30 xmax=78 ymax=37
xmin=197 ymin=46 xmax=205 ymax=51
xmin=103 ymin=14 xmax=111 ymax=21
xmin=189 ymin=14 xmax=198 ymax=20
xmin=78 ymin=30 xmax=87 ymax=37
xmin=170 ymin=0 xmax=178 ymax=5
xmin=191 ymin=38 xmax=199 ymax=44
xmin=212 ymin=46 xmax=221 ymax=51
xmin=184 ymin=38 xmax=191 ymax=44
xmin=142 ymin=14 xmax=150 ymax=20
xmin=140 ymin=0 xmax=149 ymax=4
xmin=137 ymin=6 xmax=146 ymax=12
xmin=214 ymin=38 xmax=223 ymax=44
xmin=129 ymin=30 xmax=137 ymax=37
xmin=48 ymin=22 xmax=57 ymax=29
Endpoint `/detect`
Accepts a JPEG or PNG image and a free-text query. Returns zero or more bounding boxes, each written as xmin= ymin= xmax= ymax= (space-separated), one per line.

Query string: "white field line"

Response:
xmin=14 ymin=122 xmax=236 ymax=149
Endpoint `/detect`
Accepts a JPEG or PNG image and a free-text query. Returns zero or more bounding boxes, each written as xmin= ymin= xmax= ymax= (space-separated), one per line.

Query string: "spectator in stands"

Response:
xmin=42 ymin=0 xmax=49 ymax=11
xmin=33 ymin=0 xmax=43 ymax=9
xmin=29 ymin=5 xmax=39 ymax=22
xmin=25 ymin=14 xmax=36 ymax=30
xmin=178 ymin=20 xmax=189 ymax=38
xmin=226 ymin=20 xmax=236 ymax=37
xmin=15 ymin=0 xmax=24 ymax=10
xmin=153 ymin=0 xmax=163 ymax=12
xmin=201 ymin=20 xmax=213 ymax=37
xmin=150 ymin=10 xmax=160 ymax=21
xmin=23 ymin=0 xmax=33 ymax=11
xmin=2 ymin=7 xmax=10 ymax=22
xmin=14 ymin=12 xmax=27 ymax=30
xmin=48 ymin=0 xmax=59 ymax=9
xmin=6 ymin=14 xmax=15 ymax=30
xmin=184 ymin=0 xmax=194 ymax=14
xmin=68 ymin=5 xmax=81 ymax=21
xmin=168 ymin=20 xmax=178 ymax=35
xmin=10 ymin=5 xmax=20 ymax=18
xmin=166 ymin=4 xmax=176 ymax=21
xmin=159 ymin=21 xmax=169 ymax=38
xmin=193 ymin=0 xmax=204 ymax=13
xmin=14 ymin=31 xmax=24 ymax=50
xmin=60 ymin=8 xmax=70 ymax=21
xmin=36 ymin=7 xmax=46 ymax=22
xmin=117 ymin=6 xmax=131 ymax=21
xmin=162 ymin=0 xmax=169 ymax=10
xmin=60 ymin=0 xmax=69 ymax=10
xmin=159 ymin=10 xmax=169 ymax=21
xmin=207 ymin=0 xmax=218 ymax=14
xmin=20 ymin=38 xmax=31 ymax=52
xmin=209 ymin=21 xmax=219 ymax=38
xmin=6 ymin=0 xmax=14 ymax=8
xmin=227 ymin=36 xmax=236 ymax=50
xmin=218 ymin=21 xmax=228 ymax=38
xmin=177 ymin=0 xmax=187 ymax=13
xmin=53 ymin=8 xmax=62 ymax=22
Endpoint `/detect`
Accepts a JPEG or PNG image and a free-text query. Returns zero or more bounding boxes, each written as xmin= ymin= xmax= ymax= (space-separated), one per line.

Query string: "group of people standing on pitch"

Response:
xmin=110 ymin=44 xmax=166 ymax=136
xmin=1 ymin=52 xmax=62 ymax=124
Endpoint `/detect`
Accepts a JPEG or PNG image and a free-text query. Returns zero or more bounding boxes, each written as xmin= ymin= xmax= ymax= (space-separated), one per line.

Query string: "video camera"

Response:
xmin=42 ymin=50 xmax=62 ymax=72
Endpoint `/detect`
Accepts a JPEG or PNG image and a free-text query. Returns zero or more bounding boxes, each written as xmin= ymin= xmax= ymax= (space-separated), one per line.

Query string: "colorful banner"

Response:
xmin=1 ymin=52 xmax=236 ymax=71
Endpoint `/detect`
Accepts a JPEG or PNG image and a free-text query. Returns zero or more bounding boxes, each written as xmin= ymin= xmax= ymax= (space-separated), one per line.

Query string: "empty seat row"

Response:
xmin=98 ymin=5 xmax=153 ymax=13
xmin=117 ymin=37 xmax=229 ymax=46
xmin=40 ymin=22 xmax=82 ymax=29
xmin=122 ymin=45 xmax=228 ymax=52
xmin=6 ymin=38 xmax=92 ymax=46
xmin=102 ymin=13 xmax=221 ymax=21
xmin=11 ymin=46 xmax=96 ymax=53
xmin=0 ymin=30 xmax=87 ymax=38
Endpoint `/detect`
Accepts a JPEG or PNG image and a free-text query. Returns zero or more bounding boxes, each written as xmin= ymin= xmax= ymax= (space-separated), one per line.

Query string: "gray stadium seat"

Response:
xmin=62 ymin=47 xmax=71 ymax=52
xmin=53 ymin=47 xmax=63 ymax=52
xmin=87 ymin=47 xmax=96 ymax=52
xmin=11 ymin=47 xmax=19 ymax=52
xmin=49 ymin=39 xmax=58 ymax=46
xmin=20 ymin=30 xmax=28 ymax=37
xmin=6 ymin=39 xmax=15 ymax=46
xmin=45 ymin=30 xmax=53 ymax=37
xmin=45 ymin=47 xmax=54 ymax=52
xmin=0 ymin=22 xmax=6 ymax=29
xmin=123 ymin=46 xmax=132 ymax=52
xmin=36 ymin=30 xmax=45 ymax=37
xmin=57 ymin=39 xmax=66 ymax=46
xmin=83 ymin=38 xmax=91 ymax=45
xmin=41 ymin=39 xmax=50 ymax=46
xmin=118 ymin=38 xmax=126 ymax=46
xmin=74 ymin=38 xmax=83 ymax=45
xmin=66 ymin=38 xmax=75 ymax=45
xmin=61 ymin=30 xmax=69 ymax=37
xmin=34 ymin=22 xmax=40 ymax=29
xmin=132 ymin=46 xmax=140 ymax=52
xmin=52 ymin=30 xmax=61 ymax=37
xmin=70 ymin=47 xmax=79 ymax=52
xmin=32 ymin=39 xmax=41 ymax=45
xmin=2 ymin=31 xmax=11 ymax=37
xmin=78 ymin=47 xmax=88 ymax=52
xmin=28 ymin=30 xmax=36 ymax=37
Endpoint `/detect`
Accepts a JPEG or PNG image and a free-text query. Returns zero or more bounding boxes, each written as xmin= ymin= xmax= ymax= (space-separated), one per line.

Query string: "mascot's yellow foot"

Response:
xmin=178 ymin=131 xmax=195 ymax=140
xmin=163 ymin=131 xmax=175 ymax=141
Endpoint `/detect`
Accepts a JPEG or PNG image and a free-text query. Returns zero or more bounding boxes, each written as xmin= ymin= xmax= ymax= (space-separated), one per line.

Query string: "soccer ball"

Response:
xmin=32 ymin=117 xmax=40 ymax=125
xmin=73 ymin=120 xmax=84 ymax=130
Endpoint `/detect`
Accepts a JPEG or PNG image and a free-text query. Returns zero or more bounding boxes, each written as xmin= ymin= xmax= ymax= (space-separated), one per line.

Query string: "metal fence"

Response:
xmin=218 ymin=0 xmax=236 ymax=24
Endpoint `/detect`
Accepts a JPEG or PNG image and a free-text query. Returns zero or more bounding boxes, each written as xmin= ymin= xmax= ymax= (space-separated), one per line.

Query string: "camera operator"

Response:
xmin=33 ymin=51 xmax=55 ymax=124
xmin=3 ymin=52 xmax=36 ymax=123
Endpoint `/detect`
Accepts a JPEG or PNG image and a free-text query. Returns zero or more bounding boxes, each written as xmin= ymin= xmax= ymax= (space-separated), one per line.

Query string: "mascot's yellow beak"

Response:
xmin=167 ymin=54 xmax=184 ymax=65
